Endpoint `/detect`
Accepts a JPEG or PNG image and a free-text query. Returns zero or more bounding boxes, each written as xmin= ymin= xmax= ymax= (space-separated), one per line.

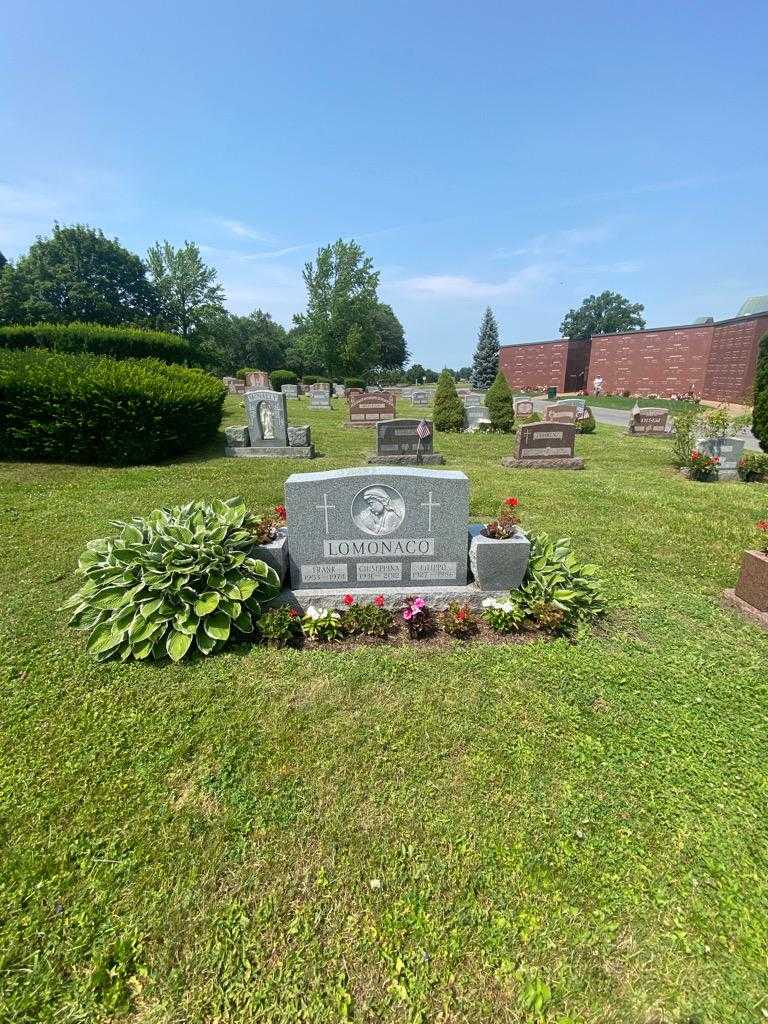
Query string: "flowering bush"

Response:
xmin=342 ymin=599 xmax=394 ymax=638
xmin=256 ymin=606 xmax=302 ymax=648
xmin=250 ymin=504 xmax=287 ymax=544
xmin=737 ymin=452 xmax=768 ymax=482
xmin=482 ymin=596 xmax=526 ymax=633
xmin=441 ymin=601 xmax=479 ymax=639
xmin=302 ymin=606 xmax=343 ymax=642
xmin=485 ymin=496 xmax=522 ymax=540
xmin=757 ymin=519 xmax=768 ymax=554
xmin=686 ymin=449 xmax=720 ymax=481
xmin=401 ymin=596 xmax=434 ymax=638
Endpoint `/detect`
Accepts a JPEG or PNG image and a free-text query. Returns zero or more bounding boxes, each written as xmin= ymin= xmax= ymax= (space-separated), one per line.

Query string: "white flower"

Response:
xmin=501 ymin=601 xmax=515 ymax=613
xmin=482 ymin=597 xmax=500 ymax=609
xmin=304 ymin=605 xmax=321 ymax=620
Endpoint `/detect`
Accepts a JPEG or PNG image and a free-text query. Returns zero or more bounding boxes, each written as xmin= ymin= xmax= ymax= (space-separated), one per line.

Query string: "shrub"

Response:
xmin=699 ymin=404 xmax=752 ymax=439
xmin=517 ymin=411 xmax=541 ymax=424
xmin=256 ymin=606 xmax=302 ymax=648
xmin=0 ymin=322 xmax=208 ymax=367
xmin=485 ymin=371 xmax=515 ymax=432
xmin=516 ymin=533 xmax=606 ymax=631
xmin=754 ymin=332 xmax=768 ymax=452
xmin=671 ymin=410 xmax=698 ymax=468
xmin=579 ymin=407 xmax=597 ymax=434
xmin=433 ymin=370 xmax=466 ymax=432
xmin=301 ymin=375 xmax=330 ymax=386
xmin=737 ymin=452 xmax=768 ymax=482
xmin=270 ymin=369 xmax=297 ymax=390
xmin=302 ymin=606 xmax=343 ymax=641
xmin=0 ymin=349 xmax=225 ymax=465
xmin=401 ymin=596 xmax=435 ymax=638
xmin=236 ymin=367 xmax=259 ymax=380
xmin=341 ymin=597 xmax=393 ymax=638
xmin=482 ymin=597 xmax=526 ymax=633
xmin=441 ymin=602 xmax=479 ymax=639
xmin=685 ymin=449 xmax=719 ymax=481
xmin=344 ymin=377 xmax=366 ymax=390
xmin=60 ymin=497 xmax=281 ymax=662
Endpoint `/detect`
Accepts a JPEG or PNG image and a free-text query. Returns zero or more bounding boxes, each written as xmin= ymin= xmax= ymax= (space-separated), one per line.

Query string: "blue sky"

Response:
xmin=2 ymin=1 xmax=766 ymax=368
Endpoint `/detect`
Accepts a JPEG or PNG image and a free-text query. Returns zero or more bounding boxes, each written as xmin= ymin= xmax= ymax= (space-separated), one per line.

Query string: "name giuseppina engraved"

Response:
xmin=323 ymin=538 xmax=435 ymax=558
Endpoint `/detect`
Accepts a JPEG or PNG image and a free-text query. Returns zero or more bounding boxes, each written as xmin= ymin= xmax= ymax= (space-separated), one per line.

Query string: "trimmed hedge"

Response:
xmin=754 ymin=332 xmax=768 ymax=453
xmin=0 ymin=349 xmax=226 ymax=466
xmin=0 ymin=322 xmax=209 ymax=367
xmin=270 ymin=369 xmax=298 ymax=390
xmin=344 ymin=377 xmax=366 ymax=389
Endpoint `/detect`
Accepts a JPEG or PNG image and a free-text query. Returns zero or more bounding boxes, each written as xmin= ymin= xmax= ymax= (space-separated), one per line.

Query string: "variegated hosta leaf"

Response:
xmin=64 ymin=498 xmax=281 ymax=663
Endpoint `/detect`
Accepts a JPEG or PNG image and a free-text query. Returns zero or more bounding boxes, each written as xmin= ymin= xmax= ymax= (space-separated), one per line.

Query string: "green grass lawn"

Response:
xmin=584 ymin=396 xmax=700 ymax=413
xmin=2 ymin=395 xmax=768 ymax=1023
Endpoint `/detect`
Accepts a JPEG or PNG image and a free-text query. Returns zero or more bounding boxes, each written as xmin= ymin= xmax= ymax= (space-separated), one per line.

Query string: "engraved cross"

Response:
xmin=316 ymin=493 xmax=336 ymax=535
xmin=420 ymin=490 xmax=440 ymax=534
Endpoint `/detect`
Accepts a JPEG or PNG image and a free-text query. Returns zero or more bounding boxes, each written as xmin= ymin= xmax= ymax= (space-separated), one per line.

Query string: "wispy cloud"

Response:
xmin=498 ymin=223 xmax=614 ymax=259
xmin=200 ymin=242 xmax=313 ymax=263
xmin=399 ymin=263 xmax=554 ymax=300
xmin=214 ymin=218 xmax=274 ymax=243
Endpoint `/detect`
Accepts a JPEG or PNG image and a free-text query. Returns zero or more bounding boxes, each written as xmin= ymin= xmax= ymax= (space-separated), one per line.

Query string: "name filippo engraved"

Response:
xmin=323 ymin=537 xmax=435 ymax=558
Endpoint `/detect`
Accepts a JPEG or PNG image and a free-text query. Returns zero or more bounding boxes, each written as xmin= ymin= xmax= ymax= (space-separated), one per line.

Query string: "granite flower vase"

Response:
xmin=468 ymin=524 xmax=531 ymax=592
xmin=252 ymin=529 xmax=288 ymax=585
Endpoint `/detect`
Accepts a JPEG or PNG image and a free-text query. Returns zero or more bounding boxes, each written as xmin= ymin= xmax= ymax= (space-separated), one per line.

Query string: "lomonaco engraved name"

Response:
xmin=323 ymin=537 xmax=435 ymax=558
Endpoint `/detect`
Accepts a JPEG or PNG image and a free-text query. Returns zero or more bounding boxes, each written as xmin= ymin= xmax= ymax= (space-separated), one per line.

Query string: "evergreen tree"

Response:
xmin=753 ymin=332 xmax=768 ymax=453
xmin=470 ymin=307 xmax=500 ymax=389
xmin=485 ymin=370 xmax=515 ymax=432
xmin=0 ymin=251 xmax=7 ymax=271
xmin=433 ymin=369 xmax=466 ymax=432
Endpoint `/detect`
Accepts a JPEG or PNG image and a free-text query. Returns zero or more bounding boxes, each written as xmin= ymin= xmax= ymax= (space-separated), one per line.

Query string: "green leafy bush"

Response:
xmin=433 ymin=370 xmax=466 ymax=432
xmin=256 ymin=606 xmax=302 ymax=648
xmin=671 ymin=410 xmax=698 ymax=468
xmin=0 ymin=322 xmax=208 ymax=366
xmin=344 ymin=377 xmax=366 ymax=390
xmin=685 ymin=449 xmax=719 ymax=481
xmin=341 ymin=599 xmax=393 ymax=638
xmin=737 ymin=451 xmax=768 ymax=482
xmin=270 ymin=369 xmax=298 ymax=390
xmin=441 ymin=602 xmax=479 ymax=639
xmin=516 ymin=533 xmax=606 ymax=630
xmin=0 ymin=349 xmax=225 ymax=465
xmin=302 ymin=375 xmax=330 ymax=386
xmin=755 ymin=332 xmax=768 ymax=453
xmin=485 ymin=371 xmax=515 ymax=432
xmin=579 ymin=407 xmax=597 ymax=434
xmin=61 ymin=497 xmax=280 ymax=662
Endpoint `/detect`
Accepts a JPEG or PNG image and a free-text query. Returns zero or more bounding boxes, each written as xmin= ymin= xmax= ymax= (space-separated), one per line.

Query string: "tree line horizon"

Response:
xmin=0 ymin=225 xmax=646 ymax=385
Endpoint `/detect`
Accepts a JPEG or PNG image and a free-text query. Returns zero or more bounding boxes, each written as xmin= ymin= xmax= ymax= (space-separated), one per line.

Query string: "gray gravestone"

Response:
xmin=463 ymin=392 xmax=485 ymax=408
xmin=411 ymin=390 xmax=429 ymax=406
xmin=629 ymin=409 xmax=669 ymax=436
xmin=465 ymin=405 xmax=491 ymax=431
xmin=514 ymin=398 xmax=535 ymax=417
xmin=285 ymin=467 xmax=469 ymax=588
xmin=501 ymin=422 xmax=584 ymax=470
xmin=281 ymin=383 xmax=299 ymax=399
xmin=245 ymin=389 xmax=288 ymax=445
xmin=368 ymin=419 xmax=444 ymax=465
xmin=558 ymin=397 xmax=586 ymax=416
xmin=309 ymin=384 xmax=331 ymax=409
xmin=696 ymin=435 xmax=745 ymax=478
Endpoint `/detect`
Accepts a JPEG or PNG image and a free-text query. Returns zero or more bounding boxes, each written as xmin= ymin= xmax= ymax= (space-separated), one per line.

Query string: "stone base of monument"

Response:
xmin=734 ymin=549 xmax=768 ymax=612
xmin=468 ymin=525 xmax=530 ymax=590
xmin=366 ymin=453 xmax=445 ymax=465
xmin=627 ymin=430 xmax=671 ymax=438
xmin=722 ymin=589 xmax=768 ymax=631
xmin=225 ymin=445 xmax=314 ymax=459
xmin=345 ymin=420 xmax=396 ymax=429
xmin=269 ymin=583 xmax=512 ymax=613
xmin=501 ymin=456 xmax=585 ymax=470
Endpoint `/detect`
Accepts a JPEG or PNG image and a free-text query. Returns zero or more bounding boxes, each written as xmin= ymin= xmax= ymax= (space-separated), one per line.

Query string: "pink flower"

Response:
xmin=402 ymin=608 xmax=413 ymax=621
xmin=373 ymin=595 xmax=385 ymax=607
xmin=342 ymin=594 xmax=354 ymax=606
xmin=411 ymin=597 xmax=426 ymax=611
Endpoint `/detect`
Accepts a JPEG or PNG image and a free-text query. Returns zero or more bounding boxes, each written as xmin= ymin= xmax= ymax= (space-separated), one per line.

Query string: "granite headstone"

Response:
xmin=347 ymin=391 xmax=396 ymax=427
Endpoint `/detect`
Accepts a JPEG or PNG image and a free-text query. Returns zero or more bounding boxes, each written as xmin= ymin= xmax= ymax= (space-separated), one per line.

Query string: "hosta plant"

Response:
xmin=516 ymin=533 xmax=605 ymax=630
xmin=61 ymin=497 xmax=280 ymax=662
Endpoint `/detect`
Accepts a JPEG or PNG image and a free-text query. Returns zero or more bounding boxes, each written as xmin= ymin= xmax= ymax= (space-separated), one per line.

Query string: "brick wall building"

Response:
xmin=499 ymin=310 xmax=768 ymax=403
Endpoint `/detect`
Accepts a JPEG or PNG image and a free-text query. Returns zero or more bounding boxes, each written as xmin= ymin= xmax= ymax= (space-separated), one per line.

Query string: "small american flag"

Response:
xmin=416 ymin=419 xmax=431 ymax=439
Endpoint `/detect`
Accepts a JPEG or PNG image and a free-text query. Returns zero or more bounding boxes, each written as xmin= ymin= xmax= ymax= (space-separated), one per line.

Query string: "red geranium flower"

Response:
xmin=456 ymin=608 xmax=467 ymax=621
xmin=758 ymin=520 xmax=768 ymax=532
xmin=342 ymin=594 xmax=354 ymax=606
xmin=275 ymin=504 xmax=287 ymax=520
xmin=691 ymin=451 xmax=700 ymax=460
xmin=504 ymin=496 xmax=519 ymax=507
xmin=373 ymin=595 xmax=385 ymax=607
xmin=288 ymin=608 xmax=299 ymax=618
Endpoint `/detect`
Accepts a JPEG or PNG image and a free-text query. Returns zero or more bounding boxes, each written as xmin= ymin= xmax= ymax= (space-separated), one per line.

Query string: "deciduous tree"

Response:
xmin=560 ymin=291 xmax=645 ymax=340
xmin=147 ymin=240 xmax=225 ymax=341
